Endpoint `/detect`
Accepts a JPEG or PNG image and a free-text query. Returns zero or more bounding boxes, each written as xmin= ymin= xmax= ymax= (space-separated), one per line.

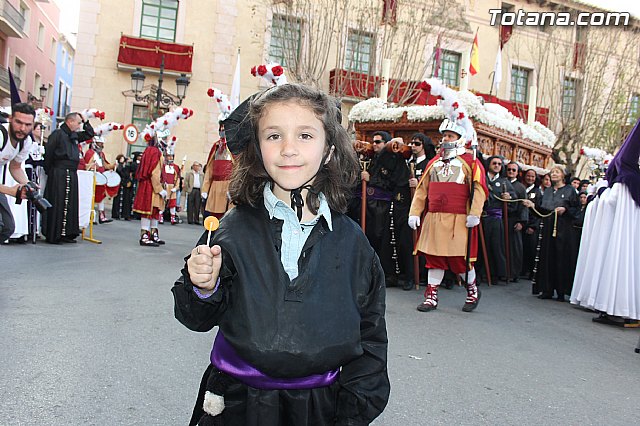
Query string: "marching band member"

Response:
xmin=161 ymin=137 xmax=182 ymax=225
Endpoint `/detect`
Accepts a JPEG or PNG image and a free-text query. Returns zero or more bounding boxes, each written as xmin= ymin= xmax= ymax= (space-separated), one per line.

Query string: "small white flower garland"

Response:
xmin=349 ymin=92 xmax=557 ymax=149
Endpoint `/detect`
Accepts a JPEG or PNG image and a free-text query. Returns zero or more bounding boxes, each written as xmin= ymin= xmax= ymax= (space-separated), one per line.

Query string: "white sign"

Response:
xmin=123 ymin=124 xmax=139 ymax=144
xmin=157 ymin=129 xmax=171 ymax=138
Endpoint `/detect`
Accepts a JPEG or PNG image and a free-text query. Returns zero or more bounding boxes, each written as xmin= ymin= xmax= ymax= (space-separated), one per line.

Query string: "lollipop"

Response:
xmin=203 ymin=216 xmax=220 ymax=247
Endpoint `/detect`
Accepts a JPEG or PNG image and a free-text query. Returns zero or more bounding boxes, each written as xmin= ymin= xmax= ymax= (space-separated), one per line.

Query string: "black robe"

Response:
xmin=521 ymin=184 xmax=542 ymax=278
xmin=43 ymin=122 xmax=94 ymax=242
xmin=111 ymin=161 xmax=133 ymax=220
xmin=507 ymin=179 xmax=528 ymax=279
xmin=534 ymin=185 xmax=580 ymax=297
xmin=480 ymin=175 xmax=515 ymax=281
xmin=348 ymin=150 xmax=412 ymax=284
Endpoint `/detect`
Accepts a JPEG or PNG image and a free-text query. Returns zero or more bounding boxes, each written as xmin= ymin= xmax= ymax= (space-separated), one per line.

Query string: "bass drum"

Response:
xmin=104 ymin=170 xmax=121 ymax=198
xmin=94 ymin=172 xmax=107 ymax=186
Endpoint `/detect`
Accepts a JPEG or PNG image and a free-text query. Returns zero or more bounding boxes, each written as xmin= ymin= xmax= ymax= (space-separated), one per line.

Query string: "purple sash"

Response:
xmin=210 ymin=332 xmax=339 ymax=390
xmin=486 ymin=207 xmax=503 ymax=218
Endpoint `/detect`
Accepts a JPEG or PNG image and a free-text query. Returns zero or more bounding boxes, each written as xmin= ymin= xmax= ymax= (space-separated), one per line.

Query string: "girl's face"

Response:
xmin=542 ymin=175 xmax=551 ymax=187
xmin=258 ymin=101 xmax=327 ymax=202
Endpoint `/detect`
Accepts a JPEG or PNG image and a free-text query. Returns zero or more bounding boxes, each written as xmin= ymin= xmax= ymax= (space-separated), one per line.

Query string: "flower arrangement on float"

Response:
xmin=348 ymin=79 xmax=556 ymax=149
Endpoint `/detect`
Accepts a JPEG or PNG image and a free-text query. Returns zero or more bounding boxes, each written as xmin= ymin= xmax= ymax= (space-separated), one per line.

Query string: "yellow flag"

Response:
xmin=470 ymin=33 xmax=479 ymax=76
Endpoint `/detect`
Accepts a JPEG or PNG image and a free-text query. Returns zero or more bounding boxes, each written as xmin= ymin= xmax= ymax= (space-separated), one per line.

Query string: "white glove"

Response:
xmin=408 ymin=215 xmax=421 ymax=230
xmin=171 ymin=188 xmax=177 ymax=193
xmin=466 ymin=215 xmax=480 ymax=228
xmin=201 ymin=192 xmax=208 ymax=200
xmin=159 ymin=189 xmax=167 ymax=199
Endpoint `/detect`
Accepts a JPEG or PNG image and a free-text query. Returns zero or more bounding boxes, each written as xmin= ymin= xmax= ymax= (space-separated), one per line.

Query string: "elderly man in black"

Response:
xmin=43 ymin=112 xmax=94 ymax=244
xmin=505 ymin=162 xmax=528 ymax=282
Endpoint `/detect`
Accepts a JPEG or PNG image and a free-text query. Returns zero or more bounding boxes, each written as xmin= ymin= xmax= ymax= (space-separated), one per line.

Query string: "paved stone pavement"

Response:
xmin=1 ymin=218 xmax=639 ymax=425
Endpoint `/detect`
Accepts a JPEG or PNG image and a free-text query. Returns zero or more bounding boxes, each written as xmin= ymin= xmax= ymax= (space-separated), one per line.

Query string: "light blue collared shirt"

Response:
xmin=263 ymin=184 xmax=333 ymax=280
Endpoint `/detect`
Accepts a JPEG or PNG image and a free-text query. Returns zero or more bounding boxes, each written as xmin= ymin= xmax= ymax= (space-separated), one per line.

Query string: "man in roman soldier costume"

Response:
xmin=161 ymin=136 xmax=182 ymax=225
xmin=408 ymin=80 xmax=488 ymax=312
xmin=84 ymin=123 xmax=123 ymax=224
xmin=204 ymin=87 xmax=236 ymax=219
xmin=133 ymin=107 xmax=193 ymax=246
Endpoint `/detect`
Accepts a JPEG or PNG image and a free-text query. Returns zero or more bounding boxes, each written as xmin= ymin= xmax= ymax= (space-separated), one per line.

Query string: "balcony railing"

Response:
xmin=0 ymin=0 xmax=25 ymax=38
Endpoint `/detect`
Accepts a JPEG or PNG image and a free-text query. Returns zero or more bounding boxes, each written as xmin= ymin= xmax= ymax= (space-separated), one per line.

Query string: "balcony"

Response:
xmin=117 ymin=34 xmax=193 ymax=76
xmin=0 ymin=0 xmax=25 ymax=38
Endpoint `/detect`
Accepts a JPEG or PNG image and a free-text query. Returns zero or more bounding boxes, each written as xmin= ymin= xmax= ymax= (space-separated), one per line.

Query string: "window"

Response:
xmin=14 ymin=57 xmax=25 ymax=90
xmin=56 ymin=80 xmax=65 ymax=117
xmin=50 ymin=38 xmax=57 ymax=61
xmin=47 ymin=83 xmax=53 ymax=107
xmin=436 ymin=50 xmax=461 ymax=87
xmin=65 ymin=85 xmax=72 ymax=116
xmin=34 ymin=73 xmax=41 ymax=98
xmin=140 ymin=0 xmax=179 ymax=42
xmin=345 ymin=30 xmax=374 ymax=74
xmin=510 ymin=66 xmax=530 ymax=103
xmin=269 ymin=14 xmax=301 ymax=67
xmin=67 ymin=55 xmax=73 ymax=73
xmin=37 ymin=23 xmax=45 ymax=50
xmin=562 ymin=77 xmax=577 ymax=119
xmin=629 ymin=93 xmax=640 ymax=124
xmin=19 ymin=1 xmax=30 ymax=34
xmin=61 ymin=48 xmax=66 ymax=68
xmin=129 ymin=105 xmax=153 ymax=156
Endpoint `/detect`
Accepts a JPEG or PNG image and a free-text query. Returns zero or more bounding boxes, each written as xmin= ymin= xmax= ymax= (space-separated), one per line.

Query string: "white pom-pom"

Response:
xmin=203 ymin=391 xmax=225 ymax=416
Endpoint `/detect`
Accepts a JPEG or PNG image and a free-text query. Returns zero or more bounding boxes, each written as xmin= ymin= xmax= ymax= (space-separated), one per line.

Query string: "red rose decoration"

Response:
xmin=458 ymin=112 xmax=465 ymax=120
xmin=120 ymin=125 xmax=124 ymax=129
xmin=49 ymin=109 xmax=54 ymax=116
xmin=250 ymin=66 xmax=257 ymax=76
xmin=207 ymin=88 xmax=215 ymax=97
xmin=172 ymin=136 xmax=177 ymax=141
xmin=272 ymin=65 xmax=284 ymax=76
xmin=164 ymin=120 xmax=169 ymax=125
xmin=150 ymin=124 xmax=155 ymax=129
xmin=580 ymin=148 xmax=585 ymax=155
xmin=182 ymin=108 xmax=189 ymax=115
xmin=190 ymin=109 xmax=194 ymax=116
xmin=144 ymin=133 xmax=152 ymax=142
xmin=257 ymin=65 xmax=268 ymax=76
xmin=452 ymin=102 xmax=459 ymax=109
xmin=216 ymin=98 xmax=222 ymax=103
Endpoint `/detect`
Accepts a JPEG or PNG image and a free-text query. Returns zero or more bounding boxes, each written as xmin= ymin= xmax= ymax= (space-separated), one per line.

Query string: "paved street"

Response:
xmin=1 ymin=218 xmax=639 ymax=425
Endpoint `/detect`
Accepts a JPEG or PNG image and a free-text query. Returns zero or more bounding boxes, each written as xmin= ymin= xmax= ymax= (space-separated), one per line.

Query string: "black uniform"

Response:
xmin=521 ymin=184 xmax=542 ymax=279
xmin=112 ymin=161 xmax=134 ymax=220
xmin=173 ymin=204 xmax=390 ymax=425
xmin=348 ymin=149 xmax=412 ymax=286
xmin=42 ymin=121 xmax=94 ymax=243
xmin=480 ymin=174 xmax=515 ymax=282
xmin=533 ymin=185 xmax=580 ymax=299
xmin=507 ymin=179 xmax=529 ymax=280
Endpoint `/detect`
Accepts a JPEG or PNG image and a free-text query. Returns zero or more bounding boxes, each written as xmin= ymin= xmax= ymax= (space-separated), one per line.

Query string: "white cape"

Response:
xmin=570 ymin=183 xmax=640 ymax=319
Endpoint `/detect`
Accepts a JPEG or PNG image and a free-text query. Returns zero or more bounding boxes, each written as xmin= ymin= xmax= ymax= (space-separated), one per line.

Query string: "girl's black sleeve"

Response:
xmin=171 ymin=231 xmax=233 ymax=332
xmin=336 ymin=253 xmax=390 ymax=425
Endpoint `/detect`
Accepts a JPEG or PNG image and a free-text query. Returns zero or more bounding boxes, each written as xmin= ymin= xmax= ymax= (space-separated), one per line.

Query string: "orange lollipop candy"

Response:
xmin=204 ymin=216 xmax=220 ymax=247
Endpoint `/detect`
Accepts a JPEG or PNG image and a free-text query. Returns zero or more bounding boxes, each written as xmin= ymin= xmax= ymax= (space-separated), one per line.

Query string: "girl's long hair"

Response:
xmin=228 ymin=84 xmax=359 ymax=214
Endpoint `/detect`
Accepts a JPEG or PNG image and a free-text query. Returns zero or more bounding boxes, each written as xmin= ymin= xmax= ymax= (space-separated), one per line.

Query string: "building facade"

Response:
xmin=74 ymin=0 xmax=640 ymax=165
xmin=52 ymin=32 xmax=74 ymax=126
xmin=2 ymin=0 xmax=60 ymax=107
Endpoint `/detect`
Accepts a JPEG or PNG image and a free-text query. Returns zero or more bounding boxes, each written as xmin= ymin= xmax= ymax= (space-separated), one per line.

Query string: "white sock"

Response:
xmin=428 ymin=268 xmax=445 ymax=286
xmin=458 ymin=268 xmax=476 ymax=284
xmin=141 ymin=218 xmax=151 ymax=231
xmin=98 ymin=201 xmax=105 ymax=211
xmin=150 ymin=218 xmax=158 ymax=228
xmin=170 ymin=207 xmax=176 ymax=215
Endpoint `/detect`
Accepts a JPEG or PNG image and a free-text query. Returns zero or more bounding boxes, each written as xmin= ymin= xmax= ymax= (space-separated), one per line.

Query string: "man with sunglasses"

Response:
xmin=356 ymin=130 xmax=412 ymax=289
xmin=481 ymin=156 xmax=516 ymax=283
xmin=505 ymin=162 xmax=528 ymax=282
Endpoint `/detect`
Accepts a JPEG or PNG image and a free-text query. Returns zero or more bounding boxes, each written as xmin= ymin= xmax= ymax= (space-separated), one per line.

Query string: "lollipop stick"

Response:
xmin=207 ymin=228 xmax=212 ymax=247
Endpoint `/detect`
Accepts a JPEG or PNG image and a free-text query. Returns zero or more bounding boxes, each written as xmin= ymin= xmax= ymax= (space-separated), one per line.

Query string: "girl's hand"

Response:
xmin=522 ymin=200 xmax=534 ymax=208
xmin=187 ymin=244 xmax=223 ymax=291
xmin=555 ymin=206 xmax=566 ymax=215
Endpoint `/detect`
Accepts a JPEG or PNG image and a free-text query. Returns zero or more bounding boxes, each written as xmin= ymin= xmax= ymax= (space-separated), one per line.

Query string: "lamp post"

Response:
xmin=129 ymin=55 xmax=190 ymax=118
xmin=27 ymin=84 xmax=48 ymax=106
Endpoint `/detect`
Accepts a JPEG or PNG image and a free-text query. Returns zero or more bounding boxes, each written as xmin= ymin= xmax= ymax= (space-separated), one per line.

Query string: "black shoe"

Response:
xmin=99 ymin=218 xmax=113 ymax=224
xmin=401 ymin=280 xmax=415 ymax=291
xmin=511 ymin=277 xmax=520 ymax=283
xmin=417 ymin=301 xmax=437 ymax=312
xmin=537 ymin=293 xmax=553 ymax=299
xmin=61 ymin=237 xmax=77 ymax=243
xmin=462 ymin=289 xmax=481 ymax=312
xmin=556 ymin=294 xmax=566 ymax=302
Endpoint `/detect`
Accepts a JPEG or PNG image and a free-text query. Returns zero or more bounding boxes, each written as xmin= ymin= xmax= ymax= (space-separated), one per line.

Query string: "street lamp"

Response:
xmin=128 ymin=55 xmax=190 ymax=115
xmin=39 ymin=84 xmax=48 ymax=100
